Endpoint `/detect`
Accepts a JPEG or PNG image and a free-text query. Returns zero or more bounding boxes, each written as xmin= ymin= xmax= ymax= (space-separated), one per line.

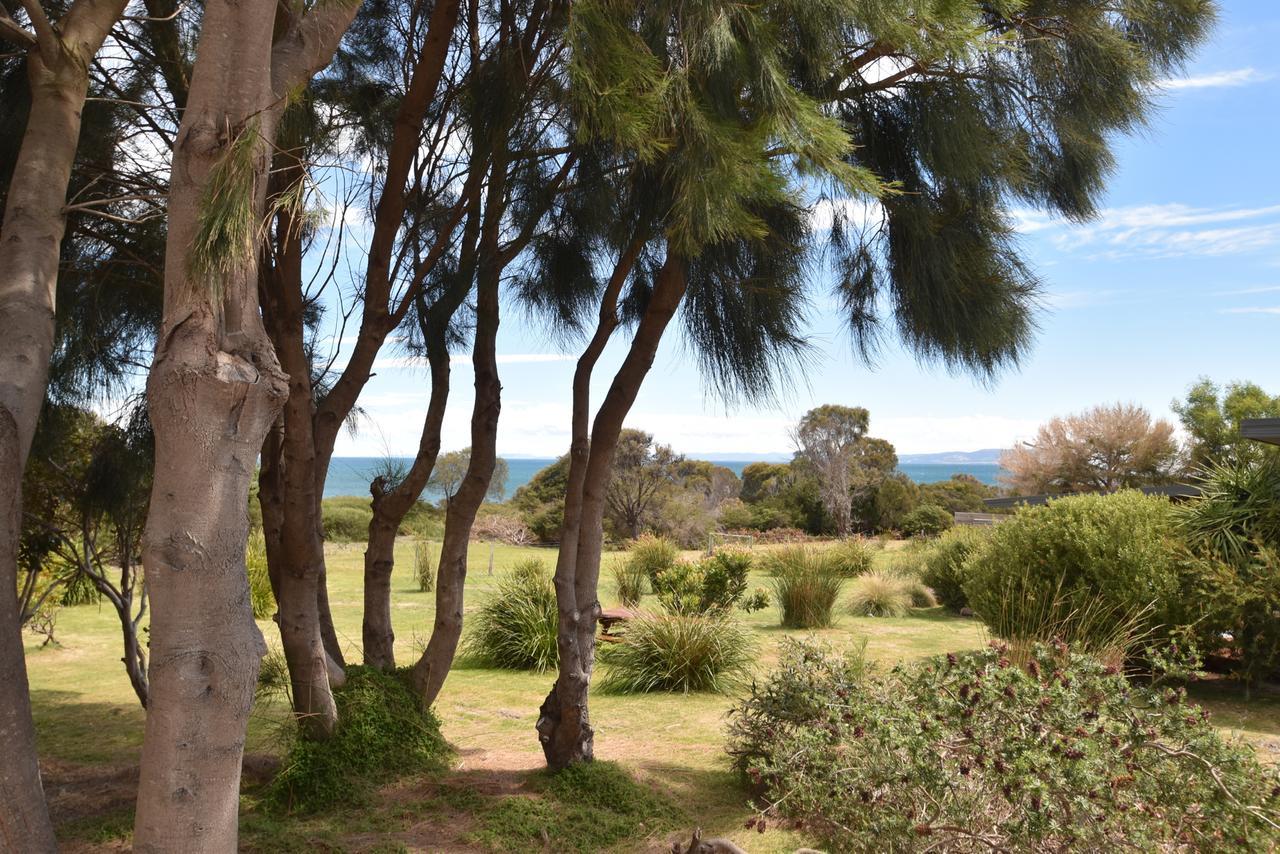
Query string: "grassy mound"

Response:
xmin=462 ymin=559 xmax=559 ymax=672
xmin=267 ymin=666 xmax=452 ymax=813
xmin=598 ymin=612 xmax=755 ymax=693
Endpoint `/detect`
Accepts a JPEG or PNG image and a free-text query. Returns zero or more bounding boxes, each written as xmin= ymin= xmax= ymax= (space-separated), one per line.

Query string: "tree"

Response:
xmin=792 ymin=405 xmax=896 ymax=535
xmin=919 ymin=474 xmax=1000 ymax=513
xmin=514 ymin=455 xmax=571 ymax=542
xmin=0 ymin=0 xmax=139 ymax=843
xmin=1000 ymin=403 xmax=1180 ymax=495
xmin=740 ymin=462 xmax=792 ymax=504
xmin=535 ymin=0 xmax=1212 ymax=770
xmin=428 ymin=448 xmax=509 ymax=504
xmin=133 ymin=0 xmax=356 ymax=846
xmin=1174 ymin=377 xmax=1280 ymax=469
xmin=604 ymin=429 xmax=681 ymax=538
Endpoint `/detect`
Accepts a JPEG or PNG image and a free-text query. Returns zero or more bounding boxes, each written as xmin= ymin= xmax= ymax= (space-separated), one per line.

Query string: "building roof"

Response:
xmin=1242 ymin=418 xmax=1280 ymax=446
xmin=984 ymin=483 xmax=1200 ymax=509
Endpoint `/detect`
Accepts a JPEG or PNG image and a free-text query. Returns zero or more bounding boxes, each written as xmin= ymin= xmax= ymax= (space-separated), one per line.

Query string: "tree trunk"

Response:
xmin=363 ymin=341 xmax=450 ymax=670
xmin=539 ymin=251 xmax=686 ymax=769
xmin=0 ymin=10 xmax=131 ymax=848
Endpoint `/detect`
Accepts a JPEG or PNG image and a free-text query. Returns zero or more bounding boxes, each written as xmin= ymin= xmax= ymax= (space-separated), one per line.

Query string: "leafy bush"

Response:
xmin=475 ymin=761 xmax=681 ymax=853
xmin=321 ymin=499 xmax=371 ymax=543
xmin=627 ymin=534 xmax=679 ymax=587
xmin=268 ymin=667 xmax=451 ymax=812
xmin=463 ymin=559 xmax=558 ymax=672
xmin=652 ymin=549 xmax=754 ymax=614
xmin=610 ymin=557 xmax=647 ymax=607
xmin=413 ymin=538 xmax=434 ymax=593
xmin=246 ymin=529 xmax=275 ymax=618
xmin=598 ymin=612 xmax=755 ymax=693
xmin=825 ymin=538 xmax=874 ymax=576
xmin=59 ymin=565 xmax=101 ymax=606
xmin=728 ymin=640 xmax=1280 ymax=852
xmin=918 ymin=526 xmax=988 ymax=611
xmin=847 ymin=570 xmax=934 ymax=616
xmin=899 ymin=503 xmax=954 ymax=538
xmin=766 ymin=547 xmax=846 ymax=629
xmin=962 ymin=491 xmax=1183 ymax=651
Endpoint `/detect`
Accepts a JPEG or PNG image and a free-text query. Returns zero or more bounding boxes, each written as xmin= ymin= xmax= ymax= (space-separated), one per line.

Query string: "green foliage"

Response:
xmin=1174 ymin=377 xmax=1280 ymax=468
xmin=610 ymin=558 xmax=646 ymax=607
xmin=651 ymin=549 xmax=754 ymax=615
xmin=825 ymin=538 xmax=874 ymax=577
xmin=869 ymin=474 xmax=920 ymax=533
xmin=268 ymin=667 xmax=451 ymax=813
xmin=766 ymin=546 xmax=846 ymax=629
xmin=187 ymin=118 xmax=261 ymax=294
xmin=413 ymin=538 xmax=434 ymax=593
xmin=512 ymin=455 xmax=569 ymax=542
xmin=598 ymin=612 xmax=755 ymax=694
xmin=899 ymin=503 xmax=954 ymax=538
xmin=918 ymin=526 xmax=988 ymax=612
xmin=463 ymin=559 xmax=558 ymax=672
xmin=59 ymin=567 xmax=101 ymax=606
xmin=626 ymin=533 xmax=679 ymax=587
xmin=321 ymin=497 xmax=372 ymax=543
xmin=474 ymin=762 xmax=681 ymax=853
xmin=963 ymin=492 xmax=1183 ymax=651
xmin=728 ymin=640 xmax=1280 ymax=852
xmin=246 ymin=529 xmax=275 ymax=619
xmin=918 ymin=474 xmax=999 ymax=513
xmin=847 ymin=570 xmax=935 ymax=617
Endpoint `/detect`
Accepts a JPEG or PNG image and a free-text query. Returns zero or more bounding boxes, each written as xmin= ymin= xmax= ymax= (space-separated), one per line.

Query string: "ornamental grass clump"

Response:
xmin=597 ymin=612 xmax=754 ymax=694
xmin=847 ymin=570 xmax=935 ymax=617
xmin=729 ymin=640 xmax=1280 ymax=852
xmin=610 ymin=558 xmax=647 ymax=606
xmin=463 ymin=559 xmax=558 ymax=672
xmin=268 ymin=666 xmax=451 ymax=813
xmin=918 ymin=525 xmax=988 ymax=611
xmin=626 ymin=533 xmax=680 ymax=587
xmin=766 ymin=546 xmax=845 ymax=628
xmin=825 ymin=537 xmax=874 ymax=576
xmin=413 ymin=537 xmax=435 ymax=593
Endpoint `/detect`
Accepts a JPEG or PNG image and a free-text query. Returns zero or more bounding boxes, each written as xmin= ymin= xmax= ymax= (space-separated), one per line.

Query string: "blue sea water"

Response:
xmin=324 ymin=456 xmax=1004 ymax=499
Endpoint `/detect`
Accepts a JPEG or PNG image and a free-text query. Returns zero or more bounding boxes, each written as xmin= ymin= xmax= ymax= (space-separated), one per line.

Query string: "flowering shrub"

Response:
xmin=728 ymin=640 xmax=1280 ymax=852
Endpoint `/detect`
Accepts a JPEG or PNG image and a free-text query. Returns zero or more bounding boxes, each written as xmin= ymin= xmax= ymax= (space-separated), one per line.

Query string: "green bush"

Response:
xmin=610 ymin=557 xmax=646 ymax=606
xmin=463 ymin=559 xmax=558 ymax=672
xmin=268 ymin=666 xmax=451 ymax=812
xmin=652 ymin=549 xmax=754 ymax=614
xmin=626 ymin=534 xmax=679 ymax=587
xmin=962 ymin=491 xmax=1183 ymax=653
xmin=899 ymin=502 xmax=954 ymax=538
xmin=475 ymin=761 xmax=681 ymax=853
xmin=847 ymin=570 xmax=934 ymax=616
xmin=59 ymin=566 xmax=101 ymax=606
xmin=246 ymin=529 xmax=275 ymax=618
xmin=321 ymin=499 xmax=371 ymax=543
xmin=598 ymin=612 xmax=754 ymax=693
xmin=766 ymin=546 xmax=846 ymax=629
xmin=413 ymin=538 xmax=434 ymax=593
xmin=728 ymin=640 xmax=1280 ymax=852
xmin=919 ymin=526 xmax=988 ymax=611
xmin=825 ymin=538 xmax=874 ymax=576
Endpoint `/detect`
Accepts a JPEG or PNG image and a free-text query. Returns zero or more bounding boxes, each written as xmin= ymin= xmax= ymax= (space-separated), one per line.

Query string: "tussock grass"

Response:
xmin=462 ymin=559 xmax=558 ymax=672
xmin=766 ymin=547 xmax=845 ymax=629
xmin=598 ymin=612 xmax=755 ymax=693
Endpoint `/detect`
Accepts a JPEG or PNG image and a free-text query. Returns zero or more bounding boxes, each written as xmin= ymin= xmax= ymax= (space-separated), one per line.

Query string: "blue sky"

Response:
xmin=334 ymin=3 xmax=1279 ymax=459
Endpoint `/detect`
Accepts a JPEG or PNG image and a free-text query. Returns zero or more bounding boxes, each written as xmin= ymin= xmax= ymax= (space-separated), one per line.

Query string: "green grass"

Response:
xmin=26 ymin=538 xmax=1280 ymax=852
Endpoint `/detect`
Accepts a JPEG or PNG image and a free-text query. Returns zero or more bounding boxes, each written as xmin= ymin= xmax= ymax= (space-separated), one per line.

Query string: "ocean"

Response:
xmin=324 ymin=456 xmax=1004 ymax=499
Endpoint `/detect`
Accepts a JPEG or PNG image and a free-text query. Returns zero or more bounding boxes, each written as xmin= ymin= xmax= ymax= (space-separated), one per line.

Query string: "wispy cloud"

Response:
xmin=1218 ymin=285 xmax=1280 ymax=296
xmin=1219 ymin=306 xmax=1280 ymax=315
xmin=1159 ymin=68 xmax=1273 ymax=90
xmin=372 ymin=352 xmax=575 ymax=371
xmin=1014 ymin=203 xmax=1280 ymax=259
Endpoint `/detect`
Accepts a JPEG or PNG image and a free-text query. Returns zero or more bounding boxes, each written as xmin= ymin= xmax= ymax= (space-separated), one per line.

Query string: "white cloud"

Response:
xmin=1219 ymin=306 xmax=1280 ymax=315
xmin=1159 ymin=68 xmax=1273 ymax=90
xmin=1014 ymin=203 xmax=1280 ymax=259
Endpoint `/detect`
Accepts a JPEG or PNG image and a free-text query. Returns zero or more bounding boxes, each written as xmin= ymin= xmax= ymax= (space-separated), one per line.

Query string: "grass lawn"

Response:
xmin=26 ymin=538 xmax=1280 ymax=852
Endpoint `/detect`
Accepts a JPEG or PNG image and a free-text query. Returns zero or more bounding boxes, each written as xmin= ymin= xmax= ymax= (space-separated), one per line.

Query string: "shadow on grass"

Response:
xmin=30 ymin=689 xmax=145 ymax=766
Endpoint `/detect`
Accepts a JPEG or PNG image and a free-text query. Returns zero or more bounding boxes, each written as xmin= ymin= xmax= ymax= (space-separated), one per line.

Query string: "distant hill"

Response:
xmin=898 ymin=449 xmax=1008 ymax=464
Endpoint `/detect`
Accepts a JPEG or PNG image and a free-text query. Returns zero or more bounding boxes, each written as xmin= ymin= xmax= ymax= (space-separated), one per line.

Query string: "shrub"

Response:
xmin=413 ymin=538 xmax=434 ymax=593
xmin=825 ymin=538 xmax=874 ymax=577
xmin=610 ymin=558 xmax=646 ymax=607
xmin=918 ymin=526 xmax=988 ymax=611
xmin=598 ymin=612 xmax=754 ymax=693
xmin=268 ymin=666 xmax=451 ymax=812
xmin=962 ymin=491 xmax=1183 ymax=651
xmin=626 ymin=533 xmax=680 ymax=587
xmin=766 ymin=547 xmax=845 ymax=629
xmin=321 ymin=500 xmax=371 ymax=542
xmin=246 ymin=529 xmax=275 ymax=618
xmin=847 ymin=570 xmax=935 ymax=616
xmin=463 ymin=559 xmax=558 ymax=672
xmin=475 ymin=761 xmax=681 ymax=853
xmin=728 ymin=640 xmax=1280 ymax=852
xmin=59 ymin=566 xmax=101 ymax=606
xmin=899 ymin=502 xmax=954 ymax=538
xmin=742 ymin=587 xmax=771 ymax=612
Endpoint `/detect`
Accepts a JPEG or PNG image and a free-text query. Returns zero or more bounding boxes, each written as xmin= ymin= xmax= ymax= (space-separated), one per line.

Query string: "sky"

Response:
xmin=332 ymin=3 xmax=1280 ymax=460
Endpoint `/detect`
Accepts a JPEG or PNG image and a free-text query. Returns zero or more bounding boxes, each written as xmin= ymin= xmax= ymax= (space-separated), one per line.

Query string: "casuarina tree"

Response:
xmin=534 ymin=0 xmax=1215 ymax=769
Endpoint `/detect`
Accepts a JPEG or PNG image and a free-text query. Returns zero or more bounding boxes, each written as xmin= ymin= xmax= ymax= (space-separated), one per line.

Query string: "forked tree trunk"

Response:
xmin=133 ymin=0 xmax=356 ymax=845
xmin=0 ymin=8 xmax=130 ymax=848
xmin=363 ymin=342 xmax=450 ymax=670
xmin=539 ymin=252 xmax=686 ymax=769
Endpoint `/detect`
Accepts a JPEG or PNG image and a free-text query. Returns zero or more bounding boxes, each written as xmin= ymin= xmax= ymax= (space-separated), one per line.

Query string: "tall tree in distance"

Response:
xmin=605 ymin=429 xmax=681 ymax=538
xmin=133 ymin=0 xmax=358 ymax=847
xmin=791 ymin=404 xmax=872 ymax=536
xmin=1174 ymin=377 xmax=1280 ymax=469
xmin=1000 ymin=403 xmax=1180 ymax=495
